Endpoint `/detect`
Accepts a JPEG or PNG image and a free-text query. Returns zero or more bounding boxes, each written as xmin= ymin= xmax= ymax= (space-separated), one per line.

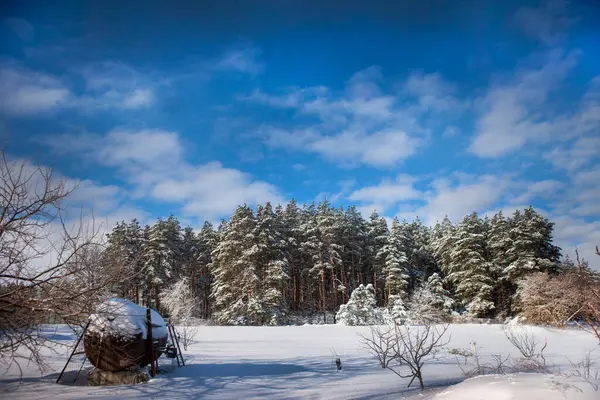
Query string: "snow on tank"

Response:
xmin=83 ymin=298 xmax=168 ymax=372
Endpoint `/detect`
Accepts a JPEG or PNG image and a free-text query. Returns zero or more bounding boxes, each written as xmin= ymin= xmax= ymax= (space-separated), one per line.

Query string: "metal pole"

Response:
xmin=56 ymin=320 xmax=90 ymax=384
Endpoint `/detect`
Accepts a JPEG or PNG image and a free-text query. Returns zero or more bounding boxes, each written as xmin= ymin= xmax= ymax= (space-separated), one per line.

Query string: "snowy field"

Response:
xmin=1 ymin=324 xmax=599 ymax=399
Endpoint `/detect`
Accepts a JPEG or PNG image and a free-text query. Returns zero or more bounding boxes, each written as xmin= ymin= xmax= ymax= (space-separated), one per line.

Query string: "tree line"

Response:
xmin=104 ymin=199 xmax=568 ymax=325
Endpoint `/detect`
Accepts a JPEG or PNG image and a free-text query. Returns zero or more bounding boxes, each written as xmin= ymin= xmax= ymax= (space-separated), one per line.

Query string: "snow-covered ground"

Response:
xmin=1 ymin=324 xmax=599 ymax=399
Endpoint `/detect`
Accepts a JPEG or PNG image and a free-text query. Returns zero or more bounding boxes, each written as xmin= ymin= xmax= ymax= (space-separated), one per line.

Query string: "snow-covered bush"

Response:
xmin=159 ymin=277 xmax=197 ymax=323
xmin=408 ymin=273 xmax=455 ymax=323
xmin=336 ymin=284 xmax=380 ymax=326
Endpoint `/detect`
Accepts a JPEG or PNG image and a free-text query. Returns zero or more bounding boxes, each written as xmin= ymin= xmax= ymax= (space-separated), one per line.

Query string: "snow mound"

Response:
xmin=436 ymin=373 xmax=598 ymax=400
xmin=88 ymin=298 xmax=167 ymax=340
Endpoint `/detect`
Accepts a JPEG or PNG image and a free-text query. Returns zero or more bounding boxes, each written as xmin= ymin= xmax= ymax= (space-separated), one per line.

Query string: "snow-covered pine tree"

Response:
xmin=342 ymin=205 xmax=367 ymax=300
xmin=504 ymin=207 xmax=562 ymax=282
xmin=407 ymin=218 xmax=438 ymax=290
xmin=487 ymin=211 xmax=513 ymax=316
xmin=181 ymin=226 xmax=200 ymax=286
xmin=447 ymin=212 xmax=494 ymax=317
xmin=300 ymin=202 xmax=325 ymax=315
xmin=366 ymin=210 xmax=389 ymax=305
xmin=431 ymin=216 xmax=455 ymax=273
xmin=255 ymin=202 xmax=289 ymax=325
xmin=142 ymin=215 xmax=182 ymax=310
xmin=104 ymin=219 xmax=147 ymax=302
xmin=316 ymin=201 xmax=344 ymax=310
xmin=408 ymin=272 xmax=455 ymax=323
xmin=383 ymin=217 xmax=410 ymax=300
xmin=196 ymin=221 xmax=218 ymax=318
xmin=211 ymin=204 xmax=262 ymax=325
xmin=282 ymin=199 xmax=304 ymax=312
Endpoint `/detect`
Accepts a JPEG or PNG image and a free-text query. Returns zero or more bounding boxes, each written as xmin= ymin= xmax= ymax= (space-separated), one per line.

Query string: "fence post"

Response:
xmin=146 ymin=308 xmax=156 ymax=377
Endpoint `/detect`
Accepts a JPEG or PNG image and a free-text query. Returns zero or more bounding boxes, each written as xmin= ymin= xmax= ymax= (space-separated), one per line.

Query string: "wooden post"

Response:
xmin=56 ymin=320 xmax=90 ymax=383
xmin=146 ymin=308 xmax=156 ymax=377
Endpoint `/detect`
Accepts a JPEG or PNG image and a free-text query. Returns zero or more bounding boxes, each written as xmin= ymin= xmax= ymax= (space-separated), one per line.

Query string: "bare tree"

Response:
xmin=362 ymin=323 xmax=450 ymax=391
xmin=0 ymin=153 xmax=126 ymax=373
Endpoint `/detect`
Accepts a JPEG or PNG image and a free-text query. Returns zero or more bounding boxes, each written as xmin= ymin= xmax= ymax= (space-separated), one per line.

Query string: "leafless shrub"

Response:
xmin=362 ymin=323 xmax=450 ymax=391
xmin=503 ymin=325 xmax=547 ymax=366
xmin=176 ymin=323 xmax=198 ymax=351
xmin=559 ymin=350 xmax=600 ymax=392
xmin=447 ymin=344 xmax=474 ymax=365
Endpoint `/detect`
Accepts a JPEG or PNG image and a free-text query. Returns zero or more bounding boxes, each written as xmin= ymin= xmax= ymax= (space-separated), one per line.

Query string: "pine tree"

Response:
xmin=505 ymin=207 xmax=562 ymax=281
xmin=408 ymin=273 xmax=455 ymax=323
xmin=282 ymin=199 xmax=304 ymax=311
xmin=255 ymin=202 xmax=289 ymax=324
xmin=487 ymin=211 xmax=513 ymax=315
xmin=384 ymin=217 xmax=410 ymax=300
xmin=407 ymin=218 xmax=438 ymax=290
xmin=300 ymin=202 xmax=324 ymax=314
xmin=316 ymin=201 xmax=344 ymax=310
xmin=104 ymin=219 xmax=145 ymax=302
xmin=448 ymin=213 xmax=495 ymax=317
xmin=142 ymin=215 xmax=182 ymax=310
xmin=431 ymin=216 xmax=454 ymax=273
xmin=366 ymin=210 xmax=389 ymax=305
xmin=342 ymin=205 xmax=367 ymax=300
xmin=197 ymin=221 xmax=218 ymax=318
xmin=211 ymin=205 xmax=262 ymax=325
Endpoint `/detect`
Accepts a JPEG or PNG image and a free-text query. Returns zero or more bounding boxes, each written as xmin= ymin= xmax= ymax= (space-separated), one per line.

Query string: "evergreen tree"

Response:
xmin=366 ymin=210 xmax=389 ymax=305
xmin=211 ymin=205 xmax=262 ymax=325
xmin=316 ymin=201 xmax=344 ymax=310
xmin=384 ymin=217 xmax=410 ymax=300
xmin=407 ymin=218 xmax=438 ymax=290
xmin=282 ymin=199 xmax=304 ymax=311
xmin=487 ymin=211 xmax=513 ymax=315
xmin=197 ymin=221 xmax=218 ymax=318
xmin=448 ymin=213 xmax=495 ymax=317
xmin=255 ymin=202 xmax=289 ymax=324
xmin=505 ymin=207 xmax=562 ymax=281
xmin=342 ymin=206 xmax=368 ymax=299
xmin=431 ymin=216 xmax=455 ymax=274
xmin=142 ymin=215 xmax=182 ymax=310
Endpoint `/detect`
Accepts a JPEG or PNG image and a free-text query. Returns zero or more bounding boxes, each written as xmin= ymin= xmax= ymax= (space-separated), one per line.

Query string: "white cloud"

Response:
xmin=292 ymin=163 xmax=306 ymax=171
xmin=0 ymin=66 xmax=71 ymax=115
xmin=215 ymin=43 xmax=264 ymax=75
xmin=42 ymin=130 xmax=284 ymax=222
xmin=404 ymin=71 xmax=467 ymax=114
xmin=251 ymin=67 xmax=463 ymax=167
xmin=470 ymin=49 xmax=587 ymax=158
xmin=150 ymin=161 xmax=282 ymax=217
xmin=544 ymin=136 xmax=600 ymax=171
xmin=123 ymin=89 xmax=154 ymax=109
xmin=510 ymin=179 xmax=564 ymax=204
xmin=0 ymin=61 xmax=160 ymax=116
xmin=349 ymin=175 xmax=420 ymax=206
xmin=415 ymin=175 xmax=512 ymax=225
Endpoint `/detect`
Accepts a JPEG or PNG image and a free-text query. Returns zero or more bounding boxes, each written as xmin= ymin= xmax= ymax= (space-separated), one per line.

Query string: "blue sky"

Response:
xmin=1 ymin=0 xmax=599 ymax=266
